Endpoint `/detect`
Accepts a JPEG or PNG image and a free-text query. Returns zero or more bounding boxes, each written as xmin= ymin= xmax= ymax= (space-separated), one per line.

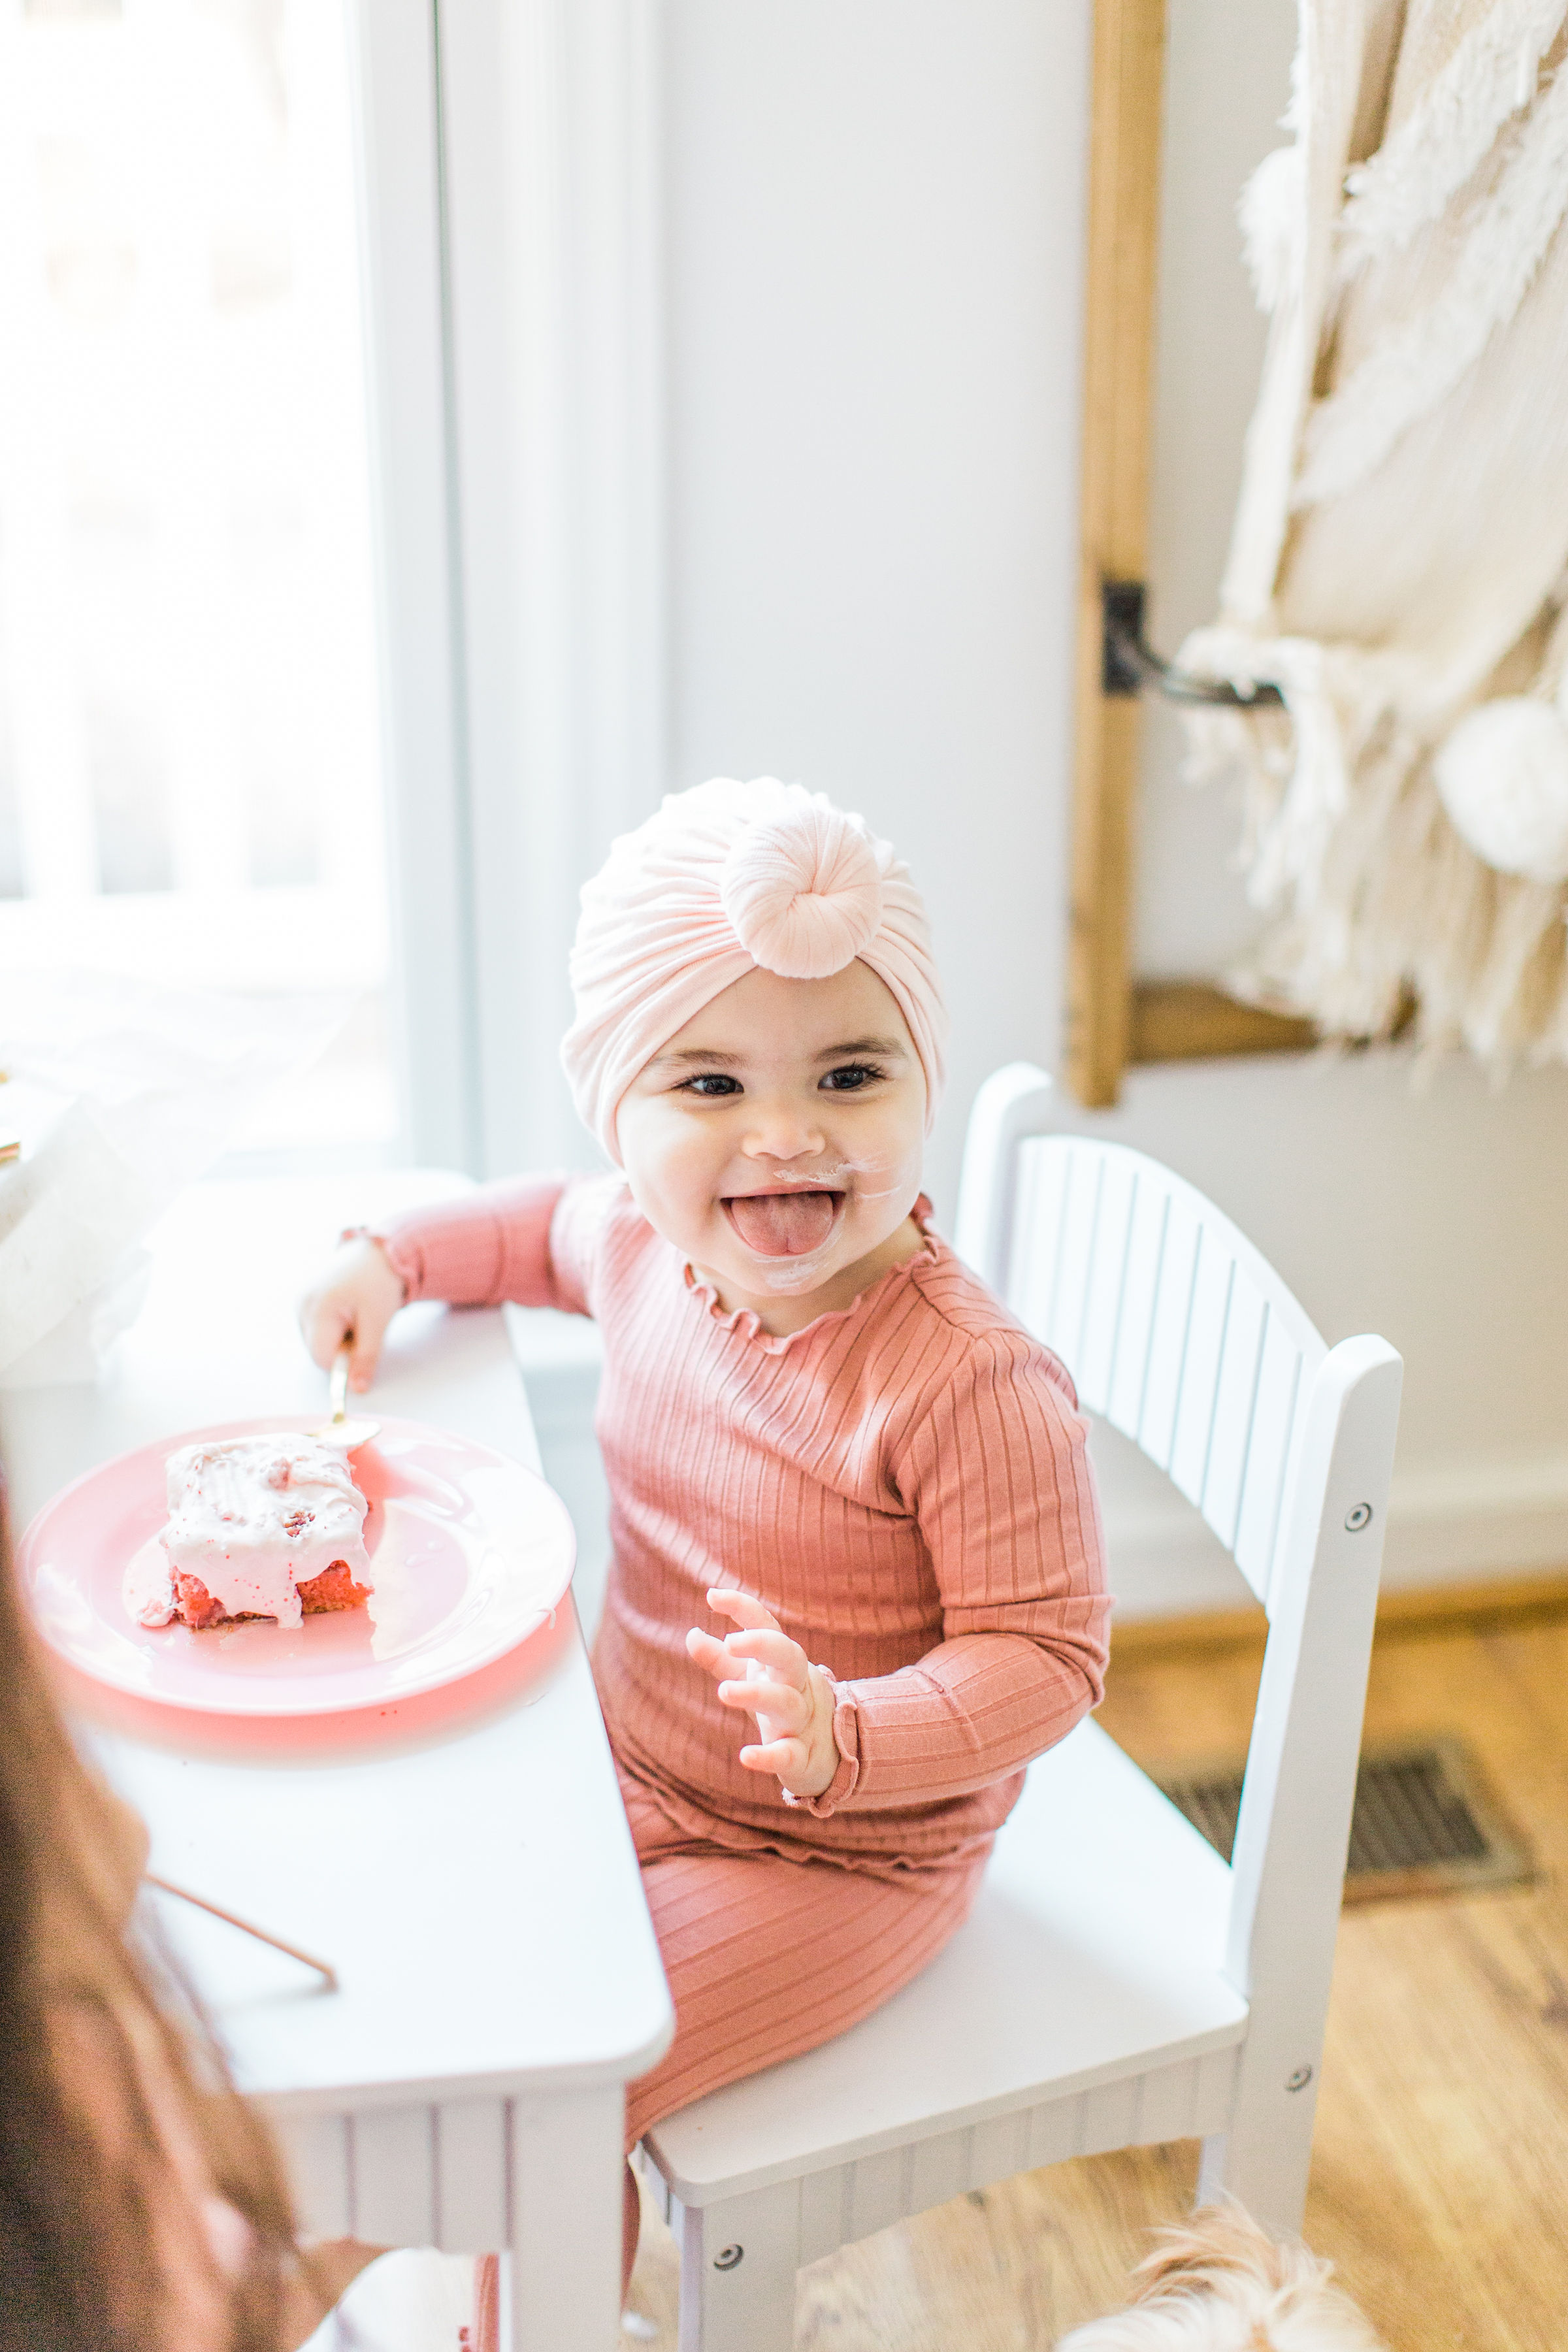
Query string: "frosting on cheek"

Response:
xmin=733 ymin=1149 xmax=922 ymax=1294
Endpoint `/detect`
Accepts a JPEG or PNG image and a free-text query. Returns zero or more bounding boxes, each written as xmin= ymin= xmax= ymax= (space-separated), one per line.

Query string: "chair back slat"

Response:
xmin=1133 ymin=1188 xmax=1202 ymax=1477
xmin=1199 ymin=1271 xmax=1269 ymax=1554
xmin=996 ymin=1131 xmax=1325 ymax=1609
xmin=1007 ymin=1139 xmax=1071 ymax=1347
xmin=1048 ymin=1143 xmax=1103 ymax=1374
xmin=1073 ymin=1149 xmax=1139 ymax=1416
xmin=1103 ymin=1173 xmax=1169 ymax=1440
xmin=1232 ymin=1313 xmax=1306 ymax=1607
xmin=1168 ymin=1235 xmax=1235 ymax=1507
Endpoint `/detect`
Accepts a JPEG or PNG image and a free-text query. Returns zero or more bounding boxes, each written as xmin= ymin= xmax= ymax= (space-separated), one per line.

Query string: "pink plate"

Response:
xmin=18 ymin=1416 xmax=576 ymax=1720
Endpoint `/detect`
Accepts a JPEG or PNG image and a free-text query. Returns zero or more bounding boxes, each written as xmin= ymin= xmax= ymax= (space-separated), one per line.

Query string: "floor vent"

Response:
xmin=1158 ymin=1737 xmax=1533 ymax=1903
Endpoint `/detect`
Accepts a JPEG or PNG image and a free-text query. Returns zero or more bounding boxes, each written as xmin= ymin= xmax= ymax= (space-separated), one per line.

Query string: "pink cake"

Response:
xmin=127 ymin=1433 xmax=374 ymax=1631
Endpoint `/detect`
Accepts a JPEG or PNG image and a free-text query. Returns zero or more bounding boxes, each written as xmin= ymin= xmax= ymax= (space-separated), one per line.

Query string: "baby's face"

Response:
xmin=616 ymin=961 xmax=926 ymax=1319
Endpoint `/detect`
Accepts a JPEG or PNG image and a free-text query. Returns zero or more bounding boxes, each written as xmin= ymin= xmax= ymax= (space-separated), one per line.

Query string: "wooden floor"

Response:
xmin=625 ymin=1601 xmax=1568 ymax=2349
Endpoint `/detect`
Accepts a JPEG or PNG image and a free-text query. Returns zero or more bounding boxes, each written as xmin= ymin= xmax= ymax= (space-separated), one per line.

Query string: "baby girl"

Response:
xmin=300 ymin=777 xmax=1109 ymax=2282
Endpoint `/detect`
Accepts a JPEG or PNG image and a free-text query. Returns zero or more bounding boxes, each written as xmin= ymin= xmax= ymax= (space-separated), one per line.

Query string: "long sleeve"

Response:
xmin=800 ymin=1331 xmax=1109 ymax=1816
xmin=376 ymin=1176 xmax=574 ymax=1311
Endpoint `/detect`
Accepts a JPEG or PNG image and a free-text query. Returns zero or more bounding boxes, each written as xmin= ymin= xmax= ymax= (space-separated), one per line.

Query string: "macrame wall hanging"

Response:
xmin=1181 ymin=0 xmax=1568 ymax=1065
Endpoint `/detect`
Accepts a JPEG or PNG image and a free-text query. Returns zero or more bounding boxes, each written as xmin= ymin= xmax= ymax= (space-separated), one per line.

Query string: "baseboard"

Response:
xmin=1111 ymin=1567 xmax=1568 ymax=1658
xmin=1380 ymin=1454 xmax=1568 ymax=1582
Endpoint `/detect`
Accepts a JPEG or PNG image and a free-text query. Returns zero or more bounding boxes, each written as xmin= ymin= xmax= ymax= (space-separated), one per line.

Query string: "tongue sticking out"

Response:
xmin=727 ymin=1190 xmax=839 ymax=1258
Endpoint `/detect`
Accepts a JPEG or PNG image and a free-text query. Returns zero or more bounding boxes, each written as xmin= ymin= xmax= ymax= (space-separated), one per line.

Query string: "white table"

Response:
xmin=1 ymin=1174 xmax=673 ymax=2352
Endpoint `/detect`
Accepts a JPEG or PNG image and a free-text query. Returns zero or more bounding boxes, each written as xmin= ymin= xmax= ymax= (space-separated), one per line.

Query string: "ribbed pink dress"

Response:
xmin=380 ymin=1174 xmax=1109 ymax=2145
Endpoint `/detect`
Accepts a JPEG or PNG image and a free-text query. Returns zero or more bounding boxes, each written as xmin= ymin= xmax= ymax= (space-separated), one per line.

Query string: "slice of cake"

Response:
xmin=129 ymin=1433 xmax=374 ymax=1630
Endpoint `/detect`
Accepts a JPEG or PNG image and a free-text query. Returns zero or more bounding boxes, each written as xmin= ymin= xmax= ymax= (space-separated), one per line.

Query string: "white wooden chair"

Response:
xmin=638 ymin=1063 xmax=1402 ymax=2352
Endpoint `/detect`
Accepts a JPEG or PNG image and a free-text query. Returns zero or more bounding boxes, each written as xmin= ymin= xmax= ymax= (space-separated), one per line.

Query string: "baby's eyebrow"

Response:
xmin=645 ymin=1036 xmax=907 ymax=1071
xmin=646 ymin=1047 xmax=743 ymax=1068
xmin=815 ymin=1036 xmax=907 ymax=1060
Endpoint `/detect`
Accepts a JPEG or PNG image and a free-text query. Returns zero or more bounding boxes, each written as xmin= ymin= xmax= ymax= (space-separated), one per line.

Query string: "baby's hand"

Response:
xmin=686 ymin=1588 xmax=841 ymax=1803
xmin=297 ymin=1234 xmax=406 ymax=1392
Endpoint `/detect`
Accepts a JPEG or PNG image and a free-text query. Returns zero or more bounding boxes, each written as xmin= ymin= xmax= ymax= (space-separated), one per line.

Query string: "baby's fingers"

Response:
xmin=297 ymin=1237 xmax=405 ymax=1388
xmin=304 ymin=1295 xmax=390 ymax=1388
xmin=686 ymin=1627 xmax=732 ymax=1680
xmin=739 ymin=1737 xmax=805 ymax=1777
xmin=718 ymin=1627 xmax=807 ymax=1683
xmin=301 ymin=1296 xmax=352 ymax=1375
xmin=342 ymin=1294 xmax=397 ymax=1390
xmin=706 ymin=1587 xmax=782 ymax=1637
xmin=718 ymin=1675 xmax=809 ymax=1731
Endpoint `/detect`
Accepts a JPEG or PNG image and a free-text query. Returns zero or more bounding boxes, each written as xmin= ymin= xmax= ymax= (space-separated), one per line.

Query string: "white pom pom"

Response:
xmin=719 ymin=802 xmax=883 ymax=978
xmin=1433 ymin=698 xmax=1568 ymax=885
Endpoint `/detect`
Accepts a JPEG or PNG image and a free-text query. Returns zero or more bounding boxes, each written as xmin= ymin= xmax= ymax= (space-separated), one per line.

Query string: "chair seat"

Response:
xmin=646 ymin=1721 xmax=1249 ymax=2204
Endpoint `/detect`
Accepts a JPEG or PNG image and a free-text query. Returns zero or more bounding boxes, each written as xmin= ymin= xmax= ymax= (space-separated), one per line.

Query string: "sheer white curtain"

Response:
xmin=357 ymin=0 xmax=667 ymax=1177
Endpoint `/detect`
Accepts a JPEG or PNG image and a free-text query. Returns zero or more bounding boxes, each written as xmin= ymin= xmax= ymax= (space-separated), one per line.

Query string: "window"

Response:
xmin=0 ymin=0 xmax=395 ymax=1154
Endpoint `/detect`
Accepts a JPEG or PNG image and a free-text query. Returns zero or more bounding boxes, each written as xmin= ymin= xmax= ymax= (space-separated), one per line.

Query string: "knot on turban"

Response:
xmin=561 ymin=777 xmax=947 ymax=1161
xmin=719 ymin=801 xmax=883 ymax=977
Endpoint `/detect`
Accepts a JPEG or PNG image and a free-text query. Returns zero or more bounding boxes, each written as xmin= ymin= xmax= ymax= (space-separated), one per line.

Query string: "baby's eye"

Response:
xmin=820 ymin=1063 xmax=885 ymax=1093
xmin=681 ymin=1072 xmax=742 ymax=1098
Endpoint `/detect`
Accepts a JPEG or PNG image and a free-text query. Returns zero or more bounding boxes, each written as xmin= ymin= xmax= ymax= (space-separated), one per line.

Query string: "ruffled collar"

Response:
xmin=681 ymin=1195 xmax=939 ymax=1354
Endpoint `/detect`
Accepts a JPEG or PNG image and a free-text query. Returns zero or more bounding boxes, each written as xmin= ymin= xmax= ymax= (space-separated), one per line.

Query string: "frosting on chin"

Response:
xmin=137 ymin=1434 xmax=374 ymax=1629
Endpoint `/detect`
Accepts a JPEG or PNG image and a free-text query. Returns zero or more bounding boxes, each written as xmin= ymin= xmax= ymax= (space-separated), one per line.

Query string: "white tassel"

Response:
xmin=1519 ymin=34 xmax=1542 ymax=109
xmin=1336 ymin=0 xmax=1565 ymax=276
xmin=1298 ymin=67 xmax=1568 ymax=506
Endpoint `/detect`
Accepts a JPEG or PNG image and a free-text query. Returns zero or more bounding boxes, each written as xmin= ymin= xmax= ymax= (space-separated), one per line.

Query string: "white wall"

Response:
xmin=530 ymin=0 xmax=1568 ymax=1624
xmin=664 ymin=0 xmax=1089 ymax=1220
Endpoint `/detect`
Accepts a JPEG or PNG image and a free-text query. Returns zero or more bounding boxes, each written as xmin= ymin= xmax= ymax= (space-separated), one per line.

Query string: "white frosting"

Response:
xmin=135 ymin=1434 xmax=374 ymax=1629
xmin=123 ymin=1537 xmax=178 ymax=1628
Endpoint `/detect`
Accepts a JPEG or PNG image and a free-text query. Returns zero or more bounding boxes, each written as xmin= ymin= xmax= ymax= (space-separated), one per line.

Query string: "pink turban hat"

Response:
xmin=561 ymin=777 xmax=947 ymax=1162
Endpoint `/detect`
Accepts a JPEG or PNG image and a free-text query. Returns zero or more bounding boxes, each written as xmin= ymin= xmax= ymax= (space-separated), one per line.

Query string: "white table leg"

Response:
xmin=510 ymin=2082 xmax=625 ymax=2349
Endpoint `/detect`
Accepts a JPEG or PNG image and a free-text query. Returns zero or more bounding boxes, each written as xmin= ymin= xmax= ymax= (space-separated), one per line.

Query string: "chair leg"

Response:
xmin=674 ymin=2180 xmax=800 ymax=2352
xmin=1198 ymin=2047 xmax=1320 ymax=2236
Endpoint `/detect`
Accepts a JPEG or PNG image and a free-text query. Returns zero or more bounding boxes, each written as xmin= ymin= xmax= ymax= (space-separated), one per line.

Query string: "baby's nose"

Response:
xmin=743 ymin=1100 xmax=826 ymax=1158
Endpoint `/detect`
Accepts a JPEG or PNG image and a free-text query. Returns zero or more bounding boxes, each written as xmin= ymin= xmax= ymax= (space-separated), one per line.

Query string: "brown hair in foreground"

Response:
xmin=0 ymin=1477 xmax=301 ymax=2352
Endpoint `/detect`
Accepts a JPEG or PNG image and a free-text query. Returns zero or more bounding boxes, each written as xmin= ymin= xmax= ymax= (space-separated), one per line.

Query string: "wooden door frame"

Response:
xmin=1066 ymin=0 xmax=1311 ymax=1109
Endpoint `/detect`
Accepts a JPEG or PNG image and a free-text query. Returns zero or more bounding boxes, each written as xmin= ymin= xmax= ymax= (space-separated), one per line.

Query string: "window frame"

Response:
xmin=350 ymin=0 xmax=481 ymax=1170
xmin=351 ymin=0 xmax=666 ymax=1180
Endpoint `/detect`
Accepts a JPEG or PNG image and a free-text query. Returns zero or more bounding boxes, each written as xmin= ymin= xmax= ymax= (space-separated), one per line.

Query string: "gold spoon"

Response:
xmin=312 ymin=1341 xmax=380 ymax=1452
